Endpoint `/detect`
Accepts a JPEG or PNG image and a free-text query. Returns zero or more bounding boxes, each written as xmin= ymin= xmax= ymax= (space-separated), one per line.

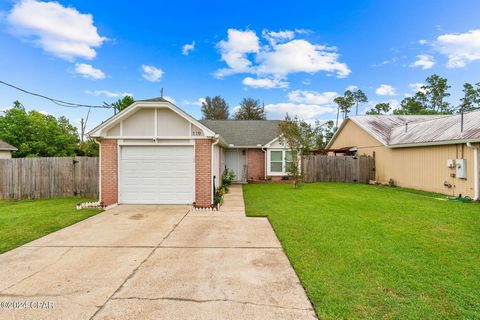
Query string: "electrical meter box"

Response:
xmin=456 ymin=159 xmax=467 ymax=179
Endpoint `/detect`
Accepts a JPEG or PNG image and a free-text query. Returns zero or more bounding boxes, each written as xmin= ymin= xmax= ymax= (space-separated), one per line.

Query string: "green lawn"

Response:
xmin=243 ymin=183 xmax=480 ymax=320
xmin=0 ymin=197 xmax=102 ymax=254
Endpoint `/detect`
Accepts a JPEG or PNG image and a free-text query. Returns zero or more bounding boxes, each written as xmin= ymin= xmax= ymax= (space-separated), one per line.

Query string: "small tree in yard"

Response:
xmin=278 ymin=115 xmax=314 ymax=188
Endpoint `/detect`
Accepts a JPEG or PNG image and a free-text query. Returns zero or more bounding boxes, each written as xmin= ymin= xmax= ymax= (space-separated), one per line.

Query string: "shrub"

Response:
xmin=222 ymin=169 xmax=236 ymax=192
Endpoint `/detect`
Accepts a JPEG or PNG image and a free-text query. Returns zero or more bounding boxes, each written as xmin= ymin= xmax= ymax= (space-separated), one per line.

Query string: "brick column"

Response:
xmin=247 ymin=149 xmax=265 ymax=181
xmin=195 ymin=139 xmax=212 ymax=207
xmin=100 ymin=139 xmax=118 ymax=206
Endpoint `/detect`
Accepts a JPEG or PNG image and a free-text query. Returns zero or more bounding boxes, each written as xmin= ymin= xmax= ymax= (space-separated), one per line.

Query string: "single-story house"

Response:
xmin=0 ymin=140 xmax=17 ymax=159
xmin=327 ymin=110 xmax=480 ymax=200
xmin=88 ymin=97 xmax=292 ymax=207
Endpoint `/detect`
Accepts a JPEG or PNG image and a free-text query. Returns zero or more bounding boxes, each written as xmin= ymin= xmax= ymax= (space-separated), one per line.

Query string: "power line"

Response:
xmin=0 ymin=80 xmax=112 ymax=109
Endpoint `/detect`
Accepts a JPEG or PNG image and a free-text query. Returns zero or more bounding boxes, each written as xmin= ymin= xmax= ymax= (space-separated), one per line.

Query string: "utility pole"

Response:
xmin=80 ymin=118 xmax=85 ymax=142
xmin=80 ymin=107 xmax=91 ymax=142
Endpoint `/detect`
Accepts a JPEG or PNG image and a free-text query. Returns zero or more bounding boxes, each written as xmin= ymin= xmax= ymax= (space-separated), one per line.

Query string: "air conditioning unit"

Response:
xmin=456 ymin=159 xmax=467 ymax=179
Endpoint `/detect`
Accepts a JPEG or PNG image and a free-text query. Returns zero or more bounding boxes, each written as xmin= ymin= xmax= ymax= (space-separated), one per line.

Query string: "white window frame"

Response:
xmin=267 ymin=148 xmax=296 ymax=176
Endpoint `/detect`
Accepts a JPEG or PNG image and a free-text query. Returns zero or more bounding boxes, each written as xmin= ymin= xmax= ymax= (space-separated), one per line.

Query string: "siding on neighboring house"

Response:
xmin=330 ymin=120 xmax=476 ymax=197
xmin=0 ymin=151 xmax=12 ymax=159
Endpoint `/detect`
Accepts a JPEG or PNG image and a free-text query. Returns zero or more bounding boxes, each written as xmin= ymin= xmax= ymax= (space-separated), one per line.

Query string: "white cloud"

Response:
xmin=435 ymin=29 xmax=480 ymax=68
xmin=262 ymin=29 xmax=295 ymax=45
xmin=182 ymin=41 xmax=195 ymax=55
xmin=287 ymin=90 xmax=338 ymax=105
xmin=410 ymin=54 xmax=435 ymax=69
xmin=84 ymin=90 xmax=132 ymax=98
xmin=264 ymin=89 xmax=337 ymax=122
xmin=232 ymin=105 xmax=241 ymax=113
xmin=264 ymin=102 xmax=335 ymax=121
xmin=418 ymin=39 xmax=428 ymax=45
xmin=183 ymin=98 xmax=205 ymax=106
xmin=74 ymin=63 xmax=105 ymax=80
xmin=256 ymin=39 xmax=351 ymax=78
xmin=215 ymin=29 xmax=260 ymax=77
xmin=375 ymin=84 xmax=396 ymax=96
xmin=371 ymin=57 xmax=399 ymax=67
xmin=141 ymin=65 xmax=163 ymax=82
xmin=242 ymin=77 xmax=288 ymax=89
xmin=346 ymin=85 xmax=358 ymax=91
xmin=163 ymin=96 xmax=175 ymax=104
xmin=215 ymin=28 xmax=350 ymax=81
xmin=302 ymin=79 xmax=312 ymax=85
xmin=6 ymin=0 xmax=105 ymax=61
xmin=408 ymin=83 xmax=426 ymax=94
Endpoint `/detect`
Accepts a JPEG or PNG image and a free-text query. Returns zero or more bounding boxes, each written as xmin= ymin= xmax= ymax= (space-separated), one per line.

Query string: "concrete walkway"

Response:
xmin=0 ymin=185 xmax=316 ymax=320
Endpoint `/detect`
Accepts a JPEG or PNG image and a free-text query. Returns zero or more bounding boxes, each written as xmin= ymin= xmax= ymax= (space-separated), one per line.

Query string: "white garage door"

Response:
xmin=119 ymin=145 xmax=195 ymax=204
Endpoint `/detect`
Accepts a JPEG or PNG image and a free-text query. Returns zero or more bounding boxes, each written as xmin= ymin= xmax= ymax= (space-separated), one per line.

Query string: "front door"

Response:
xmin=225 ymin=149 xmax=239 ymax=180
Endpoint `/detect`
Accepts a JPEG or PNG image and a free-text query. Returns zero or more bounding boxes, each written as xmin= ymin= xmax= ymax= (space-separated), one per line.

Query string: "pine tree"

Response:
xmin=201 ymin=96 xmax=229 ymax=120
xmin=234 ymin=98 xmax=266 ymax=120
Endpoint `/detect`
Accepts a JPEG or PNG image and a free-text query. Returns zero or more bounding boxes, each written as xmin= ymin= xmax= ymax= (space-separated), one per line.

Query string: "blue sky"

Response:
xmin=1 ymin=0 xmax=480 ymax=130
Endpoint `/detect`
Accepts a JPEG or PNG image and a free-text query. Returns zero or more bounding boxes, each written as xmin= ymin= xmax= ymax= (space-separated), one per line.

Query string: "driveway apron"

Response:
xmin=0 ymin=185 xmax=316 ymax=320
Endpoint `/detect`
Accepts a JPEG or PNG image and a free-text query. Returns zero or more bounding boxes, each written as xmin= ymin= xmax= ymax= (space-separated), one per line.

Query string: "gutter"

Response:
xmin=211 ymin=134 xmax=221 ymax=205
xmin=388 ymin=138 xmax=480 ymax=149
xmin=466 ymin=142 xmax=479 ymax=201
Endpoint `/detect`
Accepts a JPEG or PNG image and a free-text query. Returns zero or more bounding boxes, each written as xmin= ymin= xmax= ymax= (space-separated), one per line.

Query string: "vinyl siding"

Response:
xmin=330 ymin=120 xmax=476 ymax=198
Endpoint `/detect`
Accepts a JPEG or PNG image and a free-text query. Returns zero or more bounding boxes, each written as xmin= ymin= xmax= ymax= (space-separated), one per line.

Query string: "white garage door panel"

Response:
xmin=120 ymin=146 xmax=195 ymax=204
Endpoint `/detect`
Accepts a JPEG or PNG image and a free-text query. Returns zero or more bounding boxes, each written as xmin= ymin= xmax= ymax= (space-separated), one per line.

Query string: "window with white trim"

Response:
xmin=269 ymin=150 xmax=294 ymax=174
xmin=270 ymin=151 xmax=283 ymax=172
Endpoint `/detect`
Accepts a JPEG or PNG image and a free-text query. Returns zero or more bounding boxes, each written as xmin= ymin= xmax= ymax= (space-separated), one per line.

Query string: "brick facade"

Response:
xmin=195 ymin=139 xmax=212 ymax=207
xmin=247 ymin=149 xmax=266 ymax=181
xmin=100 ymin=139 xmax=118 ymax=206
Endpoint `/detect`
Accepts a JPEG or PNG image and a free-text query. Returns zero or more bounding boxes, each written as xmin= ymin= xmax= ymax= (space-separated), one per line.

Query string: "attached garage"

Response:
xmin=88 ymin=97 xmax=224 ymax=208
xmin=119 ymin=145 xmax=194 ymax=204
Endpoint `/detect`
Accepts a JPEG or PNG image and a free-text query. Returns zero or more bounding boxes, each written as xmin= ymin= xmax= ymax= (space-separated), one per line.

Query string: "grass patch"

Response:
xmin=243 ymin=183 xmax=480 ymax=319
xmin=0 ymin=197 xmax=102 ymax=254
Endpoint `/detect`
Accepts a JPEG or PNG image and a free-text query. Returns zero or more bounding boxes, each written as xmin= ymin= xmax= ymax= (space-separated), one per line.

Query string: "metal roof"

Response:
xmin=0 ymin=140 xmax=17 ymax=151
xmin=350 ymin=115 xmax=442 ymax=145
xmin=199 ymin=120 xmax=282 ymax=147
xmin=389 ymin=110 xmax=480 ymax=146
xmin=340 ymin=110 xmax=480 ymax=147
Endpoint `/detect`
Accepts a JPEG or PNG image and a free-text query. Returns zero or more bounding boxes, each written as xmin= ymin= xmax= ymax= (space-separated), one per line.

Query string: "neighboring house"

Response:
xmin=327 ymin=110 xmax=480 ymax=199
xmin=88 ymin=97 xmax=291 ymax=207
xmin=0 ymin=140 xmax=17 ymax=159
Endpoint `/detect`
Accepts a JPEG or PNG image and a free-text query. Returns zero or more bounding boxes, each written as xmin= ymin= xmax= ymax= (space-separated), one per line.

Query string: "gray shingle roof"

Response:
xmin=137 ymin=97 xmax=170 ymax=103
xmin=0 ymin=140 xmax=17 ymax=151
xmin=199 ymin=120 xmax=282 ymax=146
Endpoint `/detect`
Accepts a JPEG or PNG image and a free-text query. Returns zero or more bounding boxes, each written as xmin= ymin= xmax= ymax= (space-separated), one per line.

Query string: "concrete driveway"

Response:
xmin=0 ymin=186 xmax=316 ymax=320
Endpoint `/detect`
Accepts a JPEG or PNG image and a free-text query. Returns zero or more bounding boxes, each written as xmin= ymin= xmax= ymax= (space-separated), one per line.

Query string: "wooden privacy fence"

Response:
xmin=303 ymin=155 xmax=375 ymax=183
xmin=0 ymin=157 xmax=99 ymax=200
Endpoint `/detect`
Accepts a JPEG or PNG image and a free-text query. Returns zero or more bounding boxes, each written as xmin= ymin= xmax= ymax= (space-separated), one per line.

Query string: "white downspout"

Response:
xmin=261 ymin=147 xmax=267 ymax=180
xmin=211 ymin=135 xmax=220 ymax=204
xmin=94 ymin=138 xmax=102 ymax=203
xmin=466 ymin=142 xmax=479 ymax=201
